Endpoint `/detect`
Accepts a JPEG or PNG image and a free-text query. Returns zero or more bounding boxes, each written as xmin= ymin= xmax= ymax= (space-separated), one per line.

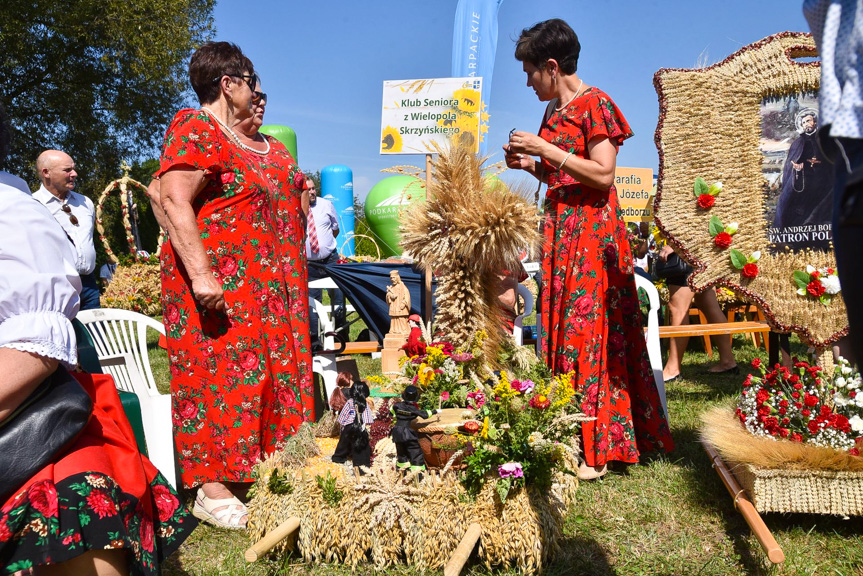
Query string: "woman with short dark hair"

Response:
xmin=158 ymin=42 xmax=312 ymax=529
xmin=504 ymin=19 xmax=673 ymax=480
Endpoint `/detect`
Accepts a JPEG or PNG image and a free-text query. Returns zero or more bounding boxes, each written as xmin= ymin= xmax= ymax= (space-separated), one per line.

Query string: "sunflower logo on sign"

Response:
xmin=381 ymin=126 xmax=403 ymax=153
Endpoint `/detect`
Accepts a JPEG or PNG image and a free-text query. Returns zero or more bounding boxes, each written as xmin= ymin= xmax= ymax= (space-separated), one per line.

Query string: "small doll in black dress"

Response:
xmin=332 ymin=380 xmax=374 ymax=468
xmin=390 ymin=385 xmax=439 ymax=473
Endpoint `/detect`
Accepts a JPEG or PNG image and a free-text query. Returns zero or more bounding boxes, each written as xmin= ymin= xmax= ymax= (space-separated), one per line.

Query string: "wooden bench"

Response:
xmin=342 ymin=341 xmax=382 ymax=354
xmin=658 ymin=321 xmax=771 ymax=342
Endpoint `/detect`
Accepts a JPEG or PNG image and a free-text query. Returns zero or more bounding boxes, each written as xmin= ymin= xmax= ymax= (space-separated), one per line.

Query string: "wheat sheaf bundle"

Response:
xmin=400 ymin=139 xmax=542 ymax=356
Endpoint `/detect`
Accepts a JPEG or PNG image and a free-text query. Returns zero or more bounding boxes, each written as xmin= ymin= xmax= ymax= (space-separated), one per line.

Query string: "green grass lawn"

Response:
xmin=149 ymin=319 xmax=863 ymax=576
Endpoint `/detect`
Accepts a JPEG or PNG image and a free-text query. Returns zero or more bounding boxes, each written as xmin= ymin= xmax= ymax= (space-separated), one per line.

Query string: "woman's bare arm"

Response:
xmin=0 ymin=349 xmax=58 ymax=421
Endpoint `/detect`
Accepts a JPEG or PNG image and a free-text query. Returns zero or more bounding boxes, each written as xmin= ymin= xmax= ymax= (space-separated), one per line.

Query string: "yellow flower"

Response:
xmin=480 ymin=416 xmax=489 ymax=439
xmin=453 ymin=88 xmax=480 ymax=113
xmin=381 ymin=126 xmax=402 ymax=152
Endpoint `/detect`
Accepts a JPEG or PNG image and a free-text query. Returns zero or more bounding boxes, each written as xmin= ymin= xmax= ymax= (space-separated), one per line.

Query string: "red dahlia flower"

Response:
xmin=742 ymin=263 xmax=759 ymax=278
xmin=714 ymin=232 xmax=733 ymax=249
xmin=697 ymin=194 xmax=715 ymax=209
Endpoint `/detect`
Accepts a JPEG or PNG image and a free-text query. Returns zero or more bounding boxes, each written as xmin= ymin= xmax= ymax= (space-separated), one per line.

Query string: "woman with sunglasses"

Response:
xmin=156 ymin=42 xmax=313 ymax=529
xmin=504 ymin=19 xmax=673 ymax=480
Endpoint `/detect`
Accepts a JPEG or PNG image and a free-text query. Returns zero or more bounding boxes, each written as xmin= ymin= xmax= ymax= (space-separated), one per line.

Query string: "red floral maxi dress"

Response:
xmin=158 ymin=109 xmax=313 ymax=488
xmin=538 ymin=88 xmax=674 ymax=467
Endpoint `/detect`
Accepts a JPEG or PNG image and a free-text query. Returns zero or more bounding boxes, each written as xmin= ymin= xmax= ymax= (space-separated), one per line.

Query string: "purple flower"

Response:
xmin=498 ymin=462 xmax=524 ymax=479
xmin=466 ymin=390 xmax=486 ymax=409
xmin=510 ymin=379 xmax=535 ymax=394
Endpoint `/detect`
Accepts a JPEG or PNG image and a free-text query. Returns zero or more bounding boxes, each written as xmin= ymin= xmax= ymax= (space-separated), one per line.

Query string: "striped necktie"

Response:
xmin=307 ymin=208 xmax=320 ymax=254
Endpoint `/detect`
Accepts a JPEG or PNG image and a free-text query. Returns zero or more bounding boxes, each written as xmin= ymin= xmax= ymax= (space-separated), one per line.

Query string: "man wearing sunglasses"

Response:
xmin=32 ymin=150 xmax=100 ymax=310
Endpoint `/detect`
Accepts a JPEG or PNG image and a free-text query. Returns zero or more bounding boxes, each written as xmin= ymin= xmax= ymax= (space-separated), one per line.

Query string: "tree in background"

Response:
xmin=0 ymin=0 xmax=214 ymax=195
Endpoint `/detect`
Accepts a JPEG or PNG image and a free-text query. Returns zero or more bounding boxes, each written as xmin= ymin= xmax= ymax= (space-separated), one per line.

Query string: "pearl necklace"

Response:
xmin=554 ymin=79 xmax=584 ymax=112
xmin=200 ymin=107 xmax=270 ymax=155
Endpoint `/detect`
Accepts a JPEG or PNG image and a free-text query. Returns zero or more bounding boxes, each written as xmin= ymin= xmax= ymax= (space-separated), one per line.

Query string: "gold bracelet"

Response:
xmin=558 ymin=151 xmax=573 ymax=171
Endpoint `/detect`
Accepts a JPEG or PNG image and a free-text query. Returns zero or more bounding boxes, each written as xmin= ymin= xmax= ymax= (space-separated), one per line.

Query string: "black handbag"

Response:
xmin=0 ymin=366 xmax=93 ymax=500
xmin=654 ymin=252 xmax=693 ymax=279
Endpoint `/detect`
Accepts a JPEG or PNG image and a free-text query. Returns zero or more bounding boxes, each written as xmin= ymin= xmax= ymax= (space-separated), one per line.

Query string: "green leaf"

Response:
xmin=707 ymin=183 xmax=723 ymax=196
xmin=708 ymin=215 xmax=724 ymax=237
xmin=694 ymin=177 xmax=709 ymax=197
xmin=729 ymin=249 xmax=747 ymax=269
xmin=820 ymin=295 xmax=831 ymax=306
xmin=496 ymin=477 xmax=512 ymax=503
xmin=793 ymin=270 xmax=811 ymax=289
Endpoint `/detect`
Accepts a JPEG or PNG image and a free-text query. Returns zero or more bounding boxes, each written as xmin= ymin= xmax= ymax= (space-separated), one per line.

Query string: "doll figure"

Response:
xmin=401 ymin=313 xmax=426 ymax=358
xmin=332 ymin=380 xmax=374 ymax=468
xmin=329 ymin=371 xmax=352 ymax=413
xmin=390 ymin=385 xmax=439 ymax=472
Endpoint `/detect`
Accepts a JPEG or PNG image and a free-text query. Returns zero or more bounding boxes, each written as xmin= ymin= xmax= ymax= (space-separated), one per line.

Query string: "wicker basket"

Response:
xmin=729 ymin=462 xmax=863 ymax=516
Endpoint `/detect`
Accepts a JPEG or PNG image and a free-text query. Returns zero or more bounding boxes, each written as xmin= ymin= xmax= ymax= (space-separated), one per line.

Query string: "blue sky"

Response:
xmin=212 ymin=0 xmax=809 ymax=200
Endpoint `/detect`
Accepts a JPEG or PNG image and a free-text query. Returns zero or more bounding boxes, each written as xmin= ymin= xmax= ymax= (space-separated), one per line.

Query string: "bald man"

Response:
xmin=32 ymin=150 xmax=100 ymax=310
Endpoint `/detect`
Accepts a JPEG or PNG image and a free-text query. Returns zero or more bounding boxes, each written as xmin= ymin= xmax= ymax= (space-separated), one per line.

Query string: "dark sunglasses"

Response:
xmin=213 ymin=72 xmax=258 ymax=94
xmin=253 ymin=90 xmax=267 ymax=104
xmin=61 ymin=203 xmax=79 ymax=226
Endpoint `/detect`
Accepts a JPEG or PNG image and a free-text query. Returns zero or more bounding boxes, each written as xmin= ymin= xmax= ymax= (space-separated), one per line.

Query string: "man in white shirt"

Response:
xmin=32 ymin=150 xmax=101 ymax=310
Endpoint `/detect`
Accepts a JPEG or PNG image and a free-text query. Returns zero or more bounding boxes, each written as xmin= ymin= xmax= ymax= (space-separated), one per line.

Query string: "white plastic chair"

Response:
xmin=513 ymin=283 xmax=535 ymax=346
xmin=634 ymin=274 xmax=669 ymax=418
xmin=310 ymin=297 xmax=339 ymax=408
xmin=76 ymin=308 xmax=177 ymax=488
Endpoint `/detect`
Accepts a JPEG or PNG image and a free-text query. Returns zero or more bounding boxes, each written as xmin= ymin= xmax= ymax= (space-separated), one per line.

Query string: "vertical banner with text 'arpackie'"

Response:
xmin=451 ymin=0 xmax=503 ymax=156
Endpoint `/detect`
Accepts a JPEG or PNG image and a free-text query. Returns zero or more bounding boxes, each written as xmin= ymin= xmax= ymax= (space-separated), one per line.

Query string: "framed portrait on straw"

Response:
xmin=653 ymin=32 xmax=847 ymax=348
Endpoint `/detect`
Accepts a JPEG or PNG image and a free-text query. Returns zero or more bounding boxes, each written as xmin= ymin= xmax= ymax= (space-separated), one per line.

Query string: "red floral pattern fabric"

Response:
xmin=0 ymin=373 xmax=196 ymax=575
xmin=538 ymin=88 xmax=674 ymax=467
xmin=158 ymin=109 xmax=313 ymax=488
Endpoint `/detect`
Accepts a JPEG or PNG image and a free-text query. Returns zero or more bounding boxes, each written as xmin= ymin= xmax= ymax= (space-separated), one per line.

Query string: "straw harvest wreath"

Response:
xmin=244 ymin=141 xmax=588 ymax=574
xmin=653 ymin=32 xmax=847 ymax=349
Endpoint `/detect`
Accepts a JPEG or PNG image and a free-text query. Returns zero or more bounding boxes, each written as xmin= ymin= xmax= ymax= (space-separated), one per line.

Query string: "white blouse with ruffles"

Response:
xmin=0 ymin=178 xmax=81 ymax=368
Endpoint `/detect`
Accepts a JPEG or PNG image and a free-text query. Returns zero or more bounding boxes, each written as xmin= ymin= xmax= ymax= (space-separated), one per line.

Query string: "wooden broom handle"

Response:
xmin=444 ymin=522 xmax=482 ymax=576
xmin=701 ymin=441 xmax=785 ymax=564
xmin=244 ymin=516 xmax=301 ymax=562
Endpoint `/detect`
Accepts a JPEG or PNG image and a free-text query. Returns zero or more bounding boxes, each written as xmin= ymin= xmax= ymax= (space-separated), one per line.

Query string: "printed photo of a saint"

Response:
xmin=761 ymin=95 xmax=835 ymax=252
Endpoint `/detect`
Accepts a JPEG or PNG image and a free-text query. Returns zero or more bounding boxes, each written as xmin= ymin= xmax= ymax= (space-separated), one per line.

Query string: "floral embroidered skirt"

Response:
xmin=0 ymin=373 xmax=196 ymax=575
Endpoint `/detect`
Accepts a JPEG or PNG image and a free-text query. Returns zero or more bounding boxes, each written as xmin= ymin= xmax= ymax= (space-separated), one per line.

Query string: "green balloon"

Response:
xmin=260 ymin=125 xmax=298 ymax=161
xmin=364 ymin=175 xmax=426 ymax=257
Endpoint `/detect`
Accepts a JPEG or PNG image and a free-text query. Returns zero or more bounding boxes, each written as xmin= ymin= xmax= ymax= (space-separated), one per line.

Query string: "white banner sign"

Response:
xmin=380 ymin=77 xmax=482 ymax=155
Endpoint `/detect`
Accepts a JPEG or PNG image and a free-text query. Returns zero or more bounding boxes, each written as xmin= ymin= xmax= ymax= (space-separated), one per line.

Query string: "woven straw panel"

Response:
xmin=731 ymin=462 xmax=863 ymax=516
xmin=654 ymin=32 xmax=847 ymax=347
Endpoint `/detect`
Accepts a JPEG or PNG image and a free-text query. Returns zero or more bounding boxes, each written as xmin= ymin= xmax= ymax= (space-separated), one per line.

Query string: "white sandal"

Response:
xmin=193 ymin=488 xmax=248 ymax=529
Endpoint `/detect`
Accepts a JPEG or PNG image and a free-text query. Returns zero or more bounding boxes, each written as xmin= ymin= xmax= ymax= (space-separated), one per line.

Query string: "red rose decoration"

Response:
xmin=806 ymin=279 xmax=826 ymax=298
xmin=551 ymin=275 xmax=563 ymax=295
xmin=697 ymin=194 xmax=715 ymax=209
xmin=742 ymin=263 xmax=759 ymax=278
xmin=151 ymin=484 xmax=180 ymax=522
xmin=218 ymin=256 xmax=238 ymax=276
xmin=28 ymin=481 xmax=58 ymax=518
xmin=240 ymin=350 xmax=260 ymax=371
xmin=804 ymin=394 xmax=819 ymax=407
xmin=178 ymin=398 xmax=198 ymax=420
xmin=86 ymin=489 xmax=117 ymax=519
xmin=574 ymin=295 xmax=593 ymax=317
xmin=140 ymin=519 xmax=155 ymax=552
xmin=293 ymin=171 xmax=305 ymax=190
xmin=751 ymin=358 xmax=762 ymax=369
xmin=221 ymin=172 xmax=236 ymax=185
xmin=0 ymin=518 xmax=12 ymax=541
xmin=609 ymin=421 xmax=625 ymax=443
xmin=165 ymin=303 xmax=180 ymax=325
xmin=608 ymin=332 xmax=625 ymax=353
xmin=268 ymin=297 xmax=285 ymax=315
xmin=713 ymin=232 xmax=733 ymax=249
